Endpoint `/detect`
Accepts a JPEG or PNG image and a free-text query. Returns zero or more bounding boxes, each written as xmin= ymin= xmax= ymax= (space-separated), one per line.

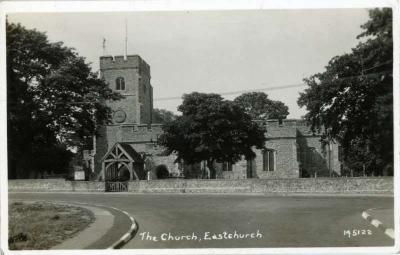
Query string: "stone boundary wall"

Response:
xmin=8 ymin=178 xmax=393 ymax=194
xmin=128 ymin=178 xmax=393 ymax=194
xmin=8 ymin=179 xmax=105 ymax=192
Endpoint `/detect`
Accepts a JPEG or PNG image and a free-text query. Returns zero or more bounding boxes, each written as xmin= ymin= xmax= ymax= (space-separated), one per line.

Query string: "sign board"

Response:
xmin=74 ymin=170 xmax=85 ymax=181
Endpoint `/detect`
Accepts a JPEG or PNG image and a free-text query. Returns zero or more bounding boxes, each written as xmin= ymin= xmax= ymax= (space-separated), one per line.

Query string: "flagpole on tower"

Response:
xmin=102 ymin=38 xmax=106 ymax=56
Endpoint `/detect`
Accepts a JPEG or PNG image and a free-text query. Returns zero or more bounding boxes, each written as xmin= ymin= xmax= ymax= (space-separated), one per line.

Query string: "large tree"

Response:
xmin=234 ymin=92 xmax=289 ymax=119
xmin=7 ymin=22 xmax=122 ymax=178
xmin=152 ymin=108 xmax=177 ymax=124
xmin=159 ymin=92 xmax=266 ymax=179
xmin=297 ymin=8 xmax=393 ymax=175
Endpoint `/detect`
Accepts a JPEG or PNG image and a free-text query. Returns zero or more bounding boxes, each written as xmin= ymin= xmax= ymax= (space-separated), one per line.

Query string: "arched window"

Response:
xmin=116 ymin=77 xmax=125 ymax=90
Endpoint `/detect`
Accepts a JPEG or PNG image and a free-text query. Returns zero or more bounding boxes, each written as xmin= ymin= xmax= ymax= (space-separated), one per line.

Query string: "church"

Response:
xmin=88 ymin=54 xmax=341 ymax=182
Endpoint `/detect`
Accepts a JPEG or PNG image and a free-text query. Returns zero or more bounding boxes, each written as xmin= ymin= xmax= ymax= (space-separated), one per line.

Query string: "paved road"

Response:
xmin=9 ymin=193 xmax=394 ymax=248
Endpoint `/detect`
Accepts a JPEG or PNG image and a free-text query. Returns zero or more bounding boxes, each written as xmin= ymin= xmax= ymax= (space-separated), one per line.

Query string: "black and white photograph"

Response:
xmin=0 ymin=0 xmax=398 ymax=254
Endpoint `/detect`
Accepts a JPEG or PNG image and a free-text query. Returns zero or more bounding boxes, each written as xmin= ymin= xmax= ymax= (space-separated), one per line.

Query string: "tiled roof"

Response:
xmin=119 ymin=142 xmax=144 ymax=162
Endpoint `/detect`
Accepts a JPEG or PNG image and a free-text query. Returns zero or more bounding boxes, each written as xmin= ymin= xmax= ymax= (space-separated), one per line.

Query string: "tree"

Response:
xmin=152 ymin=108 xmax=177 ymax=124
xmin=297 ymin=8 xmax=393 ymax=175
xmin=234 ymin=92 xmax=289 ymax=119
xmin=159 ymin=92 xmax=266 ymax=179
xmin=7 ymin=22 xmax=122 ymax=178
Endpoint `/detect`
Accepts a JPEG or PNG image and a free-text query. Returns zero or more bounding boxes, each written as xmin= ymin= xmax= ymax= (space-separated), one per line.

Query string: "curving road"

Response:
xmin=9 ymin=192 xmax=394 ymax=249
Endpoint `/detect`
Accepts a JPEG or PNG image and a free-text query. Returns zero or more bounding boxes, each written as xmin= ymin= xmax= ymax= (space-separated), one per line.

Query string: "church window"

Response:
xmin=116 ymin=77 xmax=125 ymax=90
xmin=263 ymin=149 xmax=275 ymax=171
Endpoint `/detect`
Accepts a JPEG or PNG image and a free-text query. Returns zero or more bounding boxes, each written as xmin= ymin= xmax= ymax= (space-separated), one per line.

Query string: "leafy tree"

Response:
xmin=152 ymin=108 xmax=177 ymax=124
xmin=297 ymin=8 xmax=393 ymax=175
xmin=159 ymin=92 xmax=266 ymax=179
xmin=234 ymin=92 xmax=289 ymax=119
xmin=7 ymin=22 xmax=122 ymax=178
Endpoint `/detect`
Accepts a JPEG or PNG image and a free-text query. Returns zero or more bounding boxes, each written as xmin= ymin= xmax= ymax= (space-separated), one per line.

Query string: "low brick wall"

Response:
xmin=8 ymin=179 xmax=105 ymax=192
xmin=8 ymin=178 xmax=393 ymax=195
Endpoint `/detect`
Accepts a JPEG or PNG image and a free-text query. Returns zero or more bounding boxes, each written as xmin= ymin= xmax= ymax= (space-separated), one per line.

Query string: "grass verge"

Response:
xmin=9 ymin=201 xmax=94 ymax=250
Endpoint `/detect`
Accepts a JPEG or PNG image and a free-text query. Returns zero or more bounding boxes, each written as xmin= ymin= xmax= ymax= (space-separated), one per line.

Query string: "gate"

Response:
xmin=105 ymin=181 xmax=129 ymax=192
xmin=104 ymin=160 xmax=129 ymax=192
xmin=101 ymin=143 xmax=144 ymax=192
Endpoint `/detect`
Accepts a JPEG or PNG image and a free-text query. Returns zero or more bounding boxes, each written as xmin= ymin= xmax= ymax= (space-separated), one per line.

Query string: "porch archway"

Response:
xmin=100 ymin=142 xmax=144 ymax=181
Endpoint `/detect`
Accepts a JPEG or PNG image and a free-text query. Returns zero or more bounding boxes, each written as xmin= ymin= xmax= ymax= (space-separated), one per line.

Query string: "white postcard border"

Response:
xmin=0 ymin=0 xmax=399 ymax=254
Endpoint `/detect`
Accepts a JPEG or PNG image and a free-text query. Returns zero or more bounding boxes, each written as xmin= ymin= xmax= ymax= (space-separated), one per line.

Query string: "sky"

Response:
xmin=8 ymin=9 xmax=370 ymax=118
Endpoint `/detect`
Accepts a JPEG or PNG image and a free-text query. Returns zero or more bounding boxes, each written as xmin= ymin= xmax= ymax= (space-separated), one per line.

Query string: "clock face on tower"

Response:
xmin=113 ymin=110 xmax=127 ymax=123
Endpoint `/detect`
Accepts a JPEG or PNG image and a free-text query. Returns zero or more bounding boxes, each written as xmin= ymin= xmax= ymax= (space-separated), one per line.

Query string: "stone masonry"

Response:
xmin=93 ymin=55 xmax=341 ymax=180
xmin=210 ymin=119 xmax=341 ymax=179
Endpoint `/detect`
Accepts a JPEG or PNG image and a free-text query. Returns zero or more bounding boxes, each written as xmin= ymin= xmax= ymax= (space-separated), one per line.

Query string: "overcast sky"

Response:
xmin=8 ymin=9 xmax=370 ymax=118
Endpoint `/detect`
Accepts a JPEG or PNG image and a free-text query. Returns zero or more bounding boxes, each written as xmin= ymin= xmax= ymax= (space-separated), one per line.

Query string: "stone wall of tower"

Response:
xmin=95 ymin=55 xmax=154 ymax=177
xmin=138 ymin=66 xmax=153 ymax=124
xmin=99 ymin=55 xmax=152 ymax=125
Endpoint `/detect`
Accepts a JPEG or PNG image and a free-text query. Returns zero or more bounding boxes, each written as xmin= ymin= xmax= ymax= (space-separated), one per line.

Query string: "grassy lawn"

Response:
xmin=9 ymin=201 xmax=94 ymax=250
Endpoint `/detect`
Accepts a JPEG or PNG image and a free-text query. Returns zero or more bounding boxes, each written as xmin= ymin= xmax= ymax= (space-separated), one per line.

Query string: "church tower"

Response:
xmin=100 ymin=55 xmax=153 ymax=124
xmin=93 ymin=55 xmax=154 ymax=177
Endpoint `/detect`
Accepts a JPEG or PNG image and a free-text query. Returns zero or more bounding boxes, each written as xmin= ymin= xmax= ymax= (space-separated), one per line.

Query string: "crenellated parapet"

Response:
xmin=100 ymin=55 xmax=151 ymax=77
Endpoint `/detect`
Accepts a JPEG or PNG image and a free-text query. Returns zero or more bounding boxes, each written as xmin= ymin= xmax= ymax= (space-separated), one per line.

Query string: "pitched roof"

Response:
xmin=101 ymin=142 xmax=144 ymax=163
xmin=119 ymin=142 xmax=144 ymax=162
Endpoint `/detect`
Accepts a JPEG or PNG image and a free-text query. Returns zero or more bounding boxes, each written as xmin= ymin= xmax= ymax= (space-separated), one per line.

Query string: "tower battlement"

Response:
xmin=100 ymin=55 xmax=150 ymax=76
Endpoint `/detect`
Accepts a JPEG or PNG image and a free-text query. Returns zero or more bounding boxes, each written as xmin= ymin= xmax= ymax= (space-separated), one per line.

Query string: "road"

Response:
xmin=9 ymin=192 xmax=394 ymax=248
